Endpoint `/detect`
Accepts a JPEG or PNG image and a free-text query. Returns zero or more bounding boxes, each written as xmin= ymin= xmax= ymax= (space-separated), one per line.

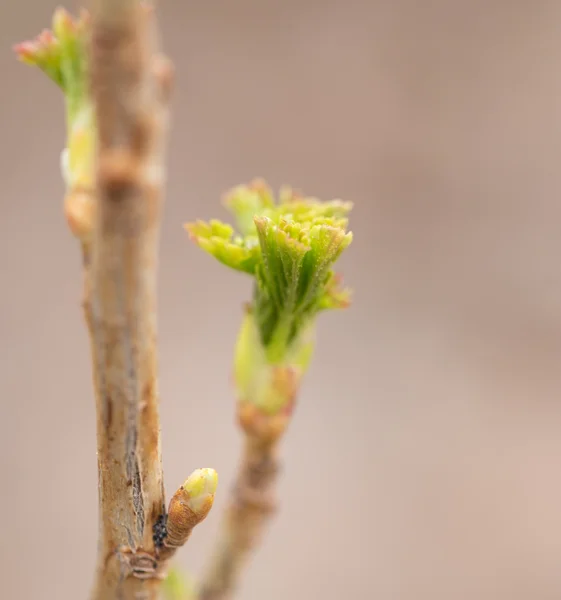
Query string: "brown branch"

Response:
xmin=83 ymin=2 xmax=179 ymax=598
xmin=15 ymin=4 xmax=219 ymax=598
xmin=198 ymin=404 xmax=292 ymax=600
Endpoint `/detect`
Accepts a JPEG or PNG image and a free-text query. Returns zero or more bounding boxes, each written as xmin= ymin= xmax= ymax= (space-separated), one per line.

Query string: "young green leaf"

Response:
xmin=185 ymin=180 xmax=353 ymax=361
xmin=14 ymin=8 xmax=94 ymax=191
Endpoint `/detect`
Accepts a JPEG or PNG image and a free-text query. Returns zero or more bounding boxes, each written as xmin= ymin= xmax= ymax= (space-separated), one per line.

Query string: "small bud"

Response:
xmin=14 ymin=8 xmax=94 ymax=209
xmin=165 ymin=468 xmax=218 ymax=550
xmin=14 ymin=8 xmax=89 ymax=97
xmin=182 ymin=468 xmax=219 ymax=516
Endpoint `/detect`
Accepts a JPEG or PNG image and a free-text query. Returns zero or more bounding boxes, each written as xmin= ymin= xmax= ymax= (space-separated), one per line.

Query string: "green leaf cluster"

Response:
xmin=15 ymin=8 xmax=89 ymax=122
xmin=14 ymin=9 xmax=95 ymax=190
xmin=186 ymin=180 xmax=353 ymax=359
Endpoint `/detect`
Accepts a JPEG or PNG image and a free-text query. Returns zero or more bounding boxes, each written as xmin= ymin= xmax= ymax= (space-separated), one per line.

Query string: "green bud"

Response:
xmin=186 ymin=180 xmax=353 ymax=362
xmin=14 ymin=8 xmax=94 ymax=191
xmin=182 ymin=468 xmax=218 ymax=515
xmin=15 ymin=8 xmax=89 ymax=119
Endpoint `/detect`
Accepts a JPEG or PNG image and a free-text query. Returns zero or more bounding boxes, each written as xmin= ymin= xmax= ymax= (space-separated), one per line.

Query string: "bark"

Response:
xmin=85 ymin=1 xmax=174 ymax=597
xmin=198 ymin=435 xmax=281 ymax=600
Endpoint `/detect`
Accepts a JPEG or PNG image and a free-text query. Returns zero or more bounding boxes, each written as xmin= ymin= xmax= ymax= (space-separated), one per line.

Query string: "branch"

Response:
xmin=198 ymin=354 xmax=299 ymax=600
xmin=85 ymin=2 xmax=173 ymax=598
xmin=188 ymin=182 xmax=354 ymax=599
xmin=15 ymin=6 xmax=218 ymax=599
xmin=198 ymin=425 xmax=283 ymax=600
xmin=88 ymin=1 xmax=215 ymax=597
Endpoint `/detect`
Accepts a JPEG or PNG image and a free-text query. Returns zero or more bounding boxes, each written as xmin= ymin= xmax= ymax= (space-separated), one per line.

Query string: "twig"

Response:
xmin=188 ymin=183 xmax=353 ymax=600
xmin=198 ymin=404 xmax=290 ymax=600
xmin=14 ymin=3 xmax=197 ymax=595
xmin=84 ymin=2 xmax=181 ymax=597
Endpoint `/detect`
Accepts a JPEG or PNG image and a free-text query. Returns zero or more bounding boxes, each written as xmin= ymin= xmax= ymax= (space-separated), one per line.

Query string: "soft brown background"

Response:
xmin=1 ymin=1 xmax=561 ymax=599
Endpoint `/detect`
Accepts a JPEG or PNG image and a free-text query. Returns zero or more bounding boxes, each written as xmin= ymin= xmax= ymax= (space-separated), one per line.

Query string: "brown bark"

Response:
xmin=198 ymin=435 xmax=281 ymax=600
xmin=84 ymin=2 xmax=175 ymax=598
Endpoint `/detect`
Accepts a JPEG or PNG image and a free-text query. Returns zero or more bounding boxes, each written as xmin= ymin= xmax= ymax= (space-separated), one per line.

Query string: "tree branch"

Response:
xmin=188 ymin=184 xmax=353 ymax=600
xmin=85 ymin=2 xmax=176 ymax=597
xmin=197 ymin=406 xmax=289 ymax=600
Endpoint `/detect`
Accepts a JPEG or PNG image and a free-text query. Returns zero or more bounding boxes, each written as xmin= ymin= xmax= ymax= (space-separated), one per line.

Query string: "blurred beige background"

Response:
xmin=1 ymin=0 xmax=561 ymax=598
